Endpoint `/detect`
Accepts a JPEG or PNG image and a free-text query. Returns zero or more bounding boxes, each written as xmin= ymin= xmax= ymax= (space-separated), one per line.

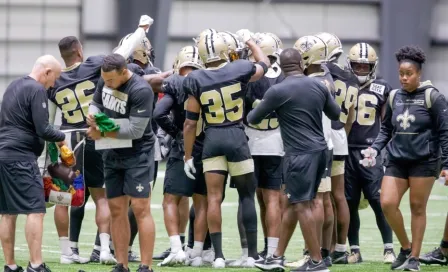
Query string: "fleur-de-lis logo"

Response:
xmin=396 ymin=109 xmax=415 ymax=130
xmin=136 ymin=184 xmax=144 ymax=193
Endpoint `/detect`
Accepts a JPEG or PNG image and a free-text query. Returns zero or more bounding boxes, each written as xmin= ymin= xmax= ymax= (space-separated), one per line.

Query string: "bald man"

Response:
xmin=249 ymin=48 xmax=340 ymax=272
xmin=0 ymin=55 xmax=65 ymax=272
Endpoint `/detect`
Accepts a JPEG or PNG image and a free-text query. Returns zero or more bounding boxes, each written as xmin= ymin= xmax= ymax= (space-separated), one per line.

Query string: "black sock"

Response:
xmin=321 ymin=248 xmax=330 ymax=258
xmin=128 ymin=207 xmax=138 ymax=247
xmin=94 ymin=230 xmax=100 ymax=247
xmin=347 ymin=198 xmax=360 ymax=246
xmin=210 ymin=232 xmax=224 ymax=259
xmin=264 ymin=237 xmax=268 ymax=252
xmin=203 ymin=231 xmax=211 ymax=250
xmin=69 ymin=191 xmax=89 ymax=243
xmin=441 ymin=240 xmax=448 ymax=249
xmin=369 ymin=198 xmax=393 ymax=244
xmin=188 ymin=205 xmax=195 ymax=248
xmin=180 ymin=234 xmax=185 ymax=245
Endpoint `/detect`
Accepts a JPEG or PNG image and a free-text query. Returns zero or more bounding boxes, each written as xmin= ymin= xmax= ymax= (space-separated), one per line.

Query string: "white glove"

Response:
xmin=184 ymin=157 xmax=196 ymax=180
xmin=139 ymin=15 xmax=154 ymax=33
xmin=236 ymin=29 xmax=254 ymax=44
xmin=359 ymin=147 xmax=378 ymax=167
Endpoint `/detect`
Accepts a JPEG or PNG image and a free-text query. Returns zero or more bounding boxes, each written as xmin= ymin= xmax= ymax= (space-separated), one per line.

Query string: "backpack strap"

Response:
xmin=425 ymin=88 xmax=434 ymax=109
xmin=388 ymin=89 xmax=399 ymax=109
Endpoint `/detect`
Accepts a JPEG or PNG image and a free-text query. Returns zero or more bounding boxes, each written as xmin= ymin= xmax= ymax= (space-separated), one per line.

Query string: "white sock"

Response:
xmin=267 ymin=237 xmax=279 ymax=256
xmin=7 ymin=264 xmax=18 ymax=270
xmin=335 ymin=243 xmax=346 ymax=253
xmin=30 ymin=263 xmax=41 ymax=269
xmin=350 ymin=245 xmax=360 ymax=251
xmin=94 ymin=245 xmax=101 ymax=251
xmin=170 ymin=235 xmax=182 ymax=253
xmin=99 ymin=233 xmax=111 ymax=252
xmin=191 ymin=241 xmax=204 ymax=258
xmin=59 ymin=237 xmax=72 ymax=256
xmin=384 ymin=243 xmax=394 ymax=250
xmin=70 ymin=241 xmax=78 ymax=249
xmin=128 ymin=246 xmax=132 ymax=252
xmin=242 ymin=247 xmax=248 ymax=258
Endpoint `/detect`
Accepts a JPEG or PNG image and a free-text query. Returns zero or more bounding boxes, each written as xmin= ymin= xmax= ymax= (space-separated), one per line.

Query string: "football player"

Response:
xmin=420 ymin=213 xmax=448 ymax=266
xmin=316 ymin=32 xmax=358 ymax=264
xmin=284 ymin=35 xmax=335 ymax=269
xmin=344 ymin=43 xmax=395 ymax=264
xmin=242 ymin=33 xmax=284 ymax=264
xmin=183 ymin=29 xmax=270 ymax=268
xmin=153 ymin=45 xmax=208 ymax=267
xmin=47 ymin=15 xmax=152 ymax=265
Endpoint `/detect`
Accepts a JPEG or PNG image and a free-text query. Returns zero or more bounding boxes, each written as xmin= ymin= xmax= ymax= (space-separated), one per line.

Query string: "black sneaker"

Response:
xmin=323 ymin=256 xmax=332 ymax=267
xmin=153 ymin=247 xmax=171 ymax=260
xmin=258 ymin=249 xmax=268 ymax=260
xmin=26 ymin=263 xmax=51 ymax=272
xmin=110 ymin=263 xmax=129 ymax=272
xmin=291 ymin=259 xmax=329 ymax=272
xmin=90 ymin=249 xmax=100 ymax=263
xmin=420 ymin=247 xmax=448 ymax=266
xmin=391 ymin=247 xmax=411 ymax=270
xmin=403 ymin=257 xmax=420 ymax=271
xmin=4 ymin=265 xmax=24 ymax=272
xmin=136 ymin=264 xmax=153 ymax=272
xmin=128 ymin=251 xmax=140 ymax=262
xmin=254 ymin=255 xmax=285 ymax=271
xmin=330 ymin=251 xmax=348 ymax=264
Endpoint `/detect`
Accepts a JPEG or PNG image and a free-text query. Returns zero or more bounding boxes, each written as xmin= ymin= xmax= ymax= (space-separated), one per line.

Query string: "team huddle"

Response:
xmin=1 ymin=13 xmax=448 ymax=272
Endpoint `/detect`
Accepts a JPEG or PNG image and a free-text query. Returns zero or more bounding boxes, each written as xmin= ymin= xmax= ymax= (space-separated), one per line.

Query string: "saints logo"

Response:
xmin=396 ymin=109 xmax=415 ymax=130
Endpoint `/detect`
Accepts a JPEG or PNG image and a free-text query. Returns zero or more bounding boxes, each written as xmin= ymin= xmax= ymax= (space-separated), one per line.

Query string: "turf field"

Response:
xmin=1 ymin=162 xmax=447 ymax=272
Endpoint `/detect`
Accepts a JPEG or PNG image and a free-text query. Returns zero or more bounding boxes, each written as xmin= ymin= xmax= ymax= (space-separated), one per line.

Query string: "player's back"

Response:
xmin=163 ymin=73 xmax=189 ymax=132
xmin=185 ymin=59 xmax=255 ymax=129
xmin=326 ymin=62 xmax=359 ymax=130
xmin=348 ymin=78 xmax=392 ymax=147
xmin=49 ymin=55 xmax=105 ymax=129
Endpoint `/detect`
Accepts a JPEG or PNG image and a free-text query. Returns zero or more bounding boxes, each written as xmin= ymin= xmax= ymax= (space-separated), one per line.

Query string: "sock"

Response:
xmin=347 ymin=199 xmax=360 ymax=247
xmin=169 ymin=235 xmax=182 ymax=253
xmin=441 ymin=240 xmax=448 ymax=249
xmin=264 ymin=237 xmax=268 ymax=251
xmin=94 ymin=230 xmax=101 ymax=246
xmin=59 ymin=237 xmax=72 ymax=255
xmin=99 ymin=233 xmax=111 ymax=252
xmin=335 ymin=243 xmax=346 ymax=253
xmin=384 ymin=243 xmax=394 ymax=250
xmin=70 ymin=241 xmax=78 ymax=249
xmin=369 ymin=198 xmax=393 ymax=245
xmin=7 ymin=265 xmax=18 ymax=270
xmin=191 ymin=241 xmax=204 ymax=258
xmin=94 ymin=245 xmax=101 ymax=251
xmin=321 ymin=248 xmax=330 ymax=258
xmin=110 ymin=243 xmax=115 ymax=251
xmin=30 ymin=263 xmax=41 ymax=269
xmin=188 ymin=205 xmax=195 ymax=249
xmin=267 ymin=237 xmax=279 ymax=256
xmin=350 ymin=245 xmax=360 ymax=253
xmin=128 ymin=246 xmax=132 ymax=252
xmin=241 ymin=247 xmax=248 ymax=258
xmin=180 ymin=233 xmax=186 ymax=245
xmin=203 ymin=231 xmax=212 ymax=250
xmin=210 ymin=232 xmax=224 ymax=259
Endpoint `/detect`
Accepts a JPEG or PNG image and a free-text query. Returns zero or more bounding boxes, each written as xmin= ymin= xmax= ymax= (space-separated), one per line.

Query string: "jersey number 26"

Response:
xmin=55 ymin=81 xmax=95 ymax=124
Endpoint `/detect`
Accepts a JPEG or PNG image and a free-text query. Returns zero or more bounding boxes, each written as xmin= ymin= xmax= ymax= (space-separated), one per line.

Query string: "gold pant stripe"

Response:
xmin=318 ymin=177 xmax=332 ymax=192
xmin=331 ymin=160 xmax=345 ymax=177
xmin=228 ymin=159 xmax=254 ymax=177
xmin=203 ymin=156 xmax=228 ymax=173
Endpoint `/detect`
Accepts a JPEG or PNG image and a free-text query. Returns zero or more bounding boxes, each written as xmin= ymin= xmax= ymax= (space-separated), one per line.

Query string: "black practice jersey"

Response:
xmin=348 ymin=78 xmax=392 ymax=147
xmin=184 ymin=60 xmax=256 ymax=129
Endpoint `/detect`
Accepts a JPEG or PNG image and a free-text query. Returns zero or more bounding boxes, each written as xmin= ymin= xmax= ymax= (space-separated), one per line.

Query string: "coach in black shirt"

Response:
xmin=87 ymin=53 xmax=155 ymax=272
xmin=248 ymin=48 xmax=340 ymax=272
xmin=0 ymin=55 xmax=65 ymax=272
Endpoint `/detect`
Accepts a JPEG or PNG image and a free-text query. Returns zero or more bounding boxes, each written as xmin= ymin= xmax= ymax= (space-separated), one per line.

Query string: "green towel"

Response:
xmin=94 ymin=113 xmax=120 ymax=132
xmin=48 ymin=142 xmax=59 ymax=164
xmin=53 ymin=177 xmax=68 ymax=191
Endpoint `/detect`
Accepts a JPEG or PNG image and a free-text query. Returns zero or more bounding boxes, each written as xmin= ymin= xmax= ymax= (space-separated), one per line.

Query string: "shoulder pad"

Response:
xmin=389 ymin=89 xmax=399 ymax=108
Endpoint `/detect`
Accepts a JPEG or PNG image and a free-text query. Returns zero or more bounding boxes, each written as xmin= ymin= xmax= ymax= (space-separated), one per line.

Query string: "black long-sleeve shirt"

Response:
xmin=372 ymin=81 xmax=448 ymax=169
xmin=247 ymin=75 xmax=340 ymax=155
xmin=0 ymin=76 xmax=65 ymax=161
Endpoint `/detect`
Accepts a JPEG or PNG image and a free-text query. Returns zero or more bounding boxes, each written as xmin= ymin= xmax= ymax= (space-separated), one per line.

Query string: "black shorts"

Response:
xmin=253 ymin=156 xmax=283 ymax=190
xmin=385 ymin=158 xmax=440 ymax=179
xmin=202 ymin=126 xmax=254 ymax=177
xmin=283 ymin=150 xmax=327 ymax=204
xmin=323 ymin=149 xmax=333 ymax=179
xmin=104 ymin=150 xmax=154 ymax=199
xmin=163 ymin=157 xmax=207 ymax=197
xmin=345 ymin=147 xmax=383 ymax=200
xmin=0 ymin=161 xmax=46 ymax=214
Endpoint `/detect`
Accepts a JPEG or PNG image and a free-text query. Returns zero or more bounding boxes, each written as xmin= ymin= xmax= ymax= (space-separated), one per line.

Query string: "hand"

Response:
xmin=184 ymin=156 xmax=196 ymax=180
xmin=56 ymin=140 xmax=66 ymax=148
xmin=87 ymin=114 xmax=98 ymax=129
xmin=236 ymin=29 xmax=254 ymax=44
xmin=139 ymin=15 xmax=154 ymax=33
xmin=359 ymin=147 xmax=378 ymax=167
xmin=439 ymin=170 xmax=448 ymax=186
xmin=87 ymin=126 xmax=102 ymax=141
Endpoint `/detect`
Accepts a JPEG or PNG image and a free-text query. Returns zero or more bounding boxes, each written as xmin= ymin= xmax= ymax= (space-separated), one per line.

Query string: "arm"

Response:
xmin=31 ymin=90 xmax=65 ymax=142
xmin=48 ymin=99 xmax=57 ymax=126
xmin=143 ymin=70 xmax=173 ymax=93
xmin=371 ymin=102 xmax=394 ymax=152
xmin=114 ymin=20 xmax=149 ymax=59
xmin=344 ymin=106 xmax=355 ymax=135
xmin=247 ymin=87 xmax=283 ymax=125
xmin=153 ymin=94 xmax=178 ymax=137
xmin=183 ymin=95 xmax=200 ymax=160
xmin=430 ymin=93 xmax=448 ymax=170
xmin=246 ymin=39 xmax=271 ymax=82
xmin=323 ymin=86 xmax=341 ymax=121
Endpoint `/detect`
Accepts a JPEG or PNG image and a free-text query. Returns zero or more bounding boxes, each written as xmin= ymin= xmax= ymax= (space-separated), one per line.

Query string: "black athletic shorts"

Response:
xmin=0 ymin=161 xmax=46 ymax=214
xmin=202 ymin=126 xmax=254 ymax=177
xmin=385 ymin=157 xmax=441 ymax=179
xmin=283 ymin=149 xmax=327 ymax=204
xmin=253 ymin=155 xmax=283 ymax=190
xmin=163 ymin=157 xmax=207 ymax=197
xmin=104 ymin=149 xmax=154 ymax=199
xmin=345 ymin=147 xmax=383 ymax=201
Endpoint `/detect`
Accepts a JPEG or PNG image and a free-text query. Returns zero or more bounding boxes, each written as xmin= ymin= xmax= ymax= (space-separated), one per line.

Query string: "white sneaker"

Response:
xmin=60 ymin=254 xmax=90 ymax=264
xmin=187 ymin=256 xmax=204 ymax=267
xmin=241 ymin=257 xmax=257 ymax=268
xmin=100 ymin=250 xmax=117 ymax=265
xmin=158 ymin=250 xmax=186 ymax=266
xmin=286 ymin=254 xmax=310 ymax=268
xmin=212 ymin=257 xmax=226 ymax=268
xmin=202 ymin=249 xmax=215 ymax=264
xmin=226 ymin=254 xmax=247 ymax=267
xmin=384 ymin=250 xmax=397 ymax=264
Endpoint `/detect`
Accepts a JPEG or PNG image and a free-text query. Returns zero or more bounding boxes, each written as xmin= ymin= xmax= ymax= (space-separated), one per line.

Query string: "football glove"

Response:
xmin=139 ymin=15 xmax=154 ymax=32
xmin=184 ymin=156 xmax=196 ymax=180
xmin=359 ymin=147 xmax=378 ymax=167
xmin=236 ymin=29 xmax=254 ymax=44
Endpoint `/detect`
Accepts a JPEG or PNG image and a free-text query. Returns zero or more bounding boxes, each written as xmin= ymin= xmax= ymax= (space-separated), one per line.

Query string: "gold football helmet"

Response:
xmin=119 ymin=34 xmax=154 ymax=66
xmin=293 ymin=35 xmax=327 ymax=69
xmin=173 ymin=45 xmax=204 ymax=73
xmin=256 ymin=33 xmax=282 ymax=60
xmin=347 ymin=42 xmax=378 ymax=84
xmin=264 ymin=32 xmax=283 ymax=51
xmin=194 ymin=28 xmax=218 ymax=45
xmin=220 ymin=31 xmax=244 ymax=61
xmin=197 ymin=31 xmax=230 ymax=65
xmin=315 ymin=32 xmax=343 ymax=62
